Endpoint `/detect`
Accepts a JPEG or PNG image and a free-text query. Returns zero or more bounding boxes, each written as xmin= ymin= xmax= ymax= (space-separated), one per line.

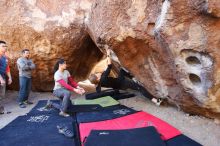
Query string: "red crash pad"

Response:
xmin=79 ymin=111 xmax=181 ymax=143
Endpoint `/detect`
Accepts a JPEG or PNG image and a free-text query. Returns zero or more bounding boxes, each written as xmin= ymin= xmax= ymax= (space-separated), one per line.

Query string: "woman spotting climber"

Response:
xmin=89 ymin=45 xmax=162 ymax=106
xmin=46 ymin=59 xmax=85 ymax=117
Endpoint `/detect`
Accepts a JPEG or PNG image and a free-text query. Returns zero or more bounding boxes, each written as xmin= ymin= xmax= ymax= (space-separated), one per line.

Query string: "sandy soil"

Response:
xmin=0 ymin=90 xmax=220 ymax=146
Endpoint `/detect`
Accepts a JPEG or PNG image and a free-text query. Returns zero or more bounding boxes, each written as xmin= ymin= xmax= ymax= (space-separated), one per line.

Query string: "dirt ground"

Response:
xmin=0 ymin=90 xmax=220 ymax=146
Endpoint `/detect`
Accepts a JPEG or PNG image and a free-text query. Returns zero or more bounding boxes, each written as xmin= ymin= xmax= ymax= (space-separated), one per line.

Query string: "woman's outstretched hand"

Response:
xmin=74 ymin=87 xmax=85 ymax=95
xmin=78 ymin=87 xmax=85 ymax=95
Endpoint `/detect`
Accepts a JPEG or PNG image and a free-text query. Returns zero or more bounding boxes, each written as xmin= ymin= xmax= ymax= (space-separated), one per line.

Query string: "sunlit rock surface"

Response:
xmin=87 ymin=0 xmax=220 ymax=119
xmin=0 ymin=0 xmax=102 ymax=91
xmin=1 ymin=0 xmax=220 ymax=119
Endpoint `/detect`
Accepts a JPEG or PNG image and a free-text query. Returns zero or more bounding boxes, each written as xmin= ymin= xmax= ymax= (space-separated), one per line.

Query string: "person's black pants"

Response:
xmin=117 ymin=69 xmax=154 ymax=100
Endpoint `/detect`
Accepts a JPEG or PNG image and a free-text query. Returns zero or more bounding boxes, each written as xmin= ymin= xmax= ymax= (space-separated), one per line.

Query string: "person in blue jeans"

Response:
xmin=50 ymin=59 xmax=85 ymax=117
xmin=17 ymin=49 xmax=35 ymax=108
xmin=0 ymin=40 xmax=12 ymax=114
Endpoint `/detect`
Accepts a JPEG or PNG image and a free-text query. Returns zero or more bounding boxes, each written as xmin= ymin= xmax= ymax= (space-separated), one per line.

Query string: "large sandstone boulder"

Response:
xmin=1 ymin=0 xmax=220 ymax=120
xmin=87 ymin=0 xmax=220 ymax=120
xmin=0 ymin=0 xmax=103 ymax=91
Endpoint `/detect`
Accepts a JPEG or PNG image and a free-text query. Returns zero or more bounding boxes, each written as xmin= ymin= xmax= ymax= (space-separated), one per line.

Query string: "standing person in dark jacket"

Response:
xmin=89 ymin=45 xmax=162 ymax=105
xmin=0 ymin=40 xmax=12 ymax=114
xmin=17 ymin=49 xmax=35 ymax=108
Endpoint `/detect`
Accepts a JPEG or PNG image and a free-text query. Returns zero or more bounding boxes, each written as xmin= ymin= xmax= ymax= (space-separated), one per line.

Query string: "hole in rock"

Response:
xmin=147 ymin=23 xmax=155 ymax=35
xmin=185 ymin=56 xmax=201 ymax=65
xmin=189 ymin=73 xmax=202 ymax=85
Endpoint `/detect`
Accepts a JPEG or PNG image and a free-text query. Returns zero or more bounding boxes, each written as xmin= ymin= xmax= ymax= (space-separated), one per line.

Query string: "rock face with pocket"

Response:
xmin=1 ymin=0 xmax=220 ymax=120
xmin=87 ymin=0 xmax=220 ymax=120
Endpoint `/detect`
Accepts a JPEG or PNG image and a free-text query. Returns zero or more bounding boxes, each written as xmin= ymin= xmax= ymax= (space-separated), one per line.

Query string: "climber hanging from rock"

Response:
xmin=88 ymin=44 xmax=163 ymax=106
